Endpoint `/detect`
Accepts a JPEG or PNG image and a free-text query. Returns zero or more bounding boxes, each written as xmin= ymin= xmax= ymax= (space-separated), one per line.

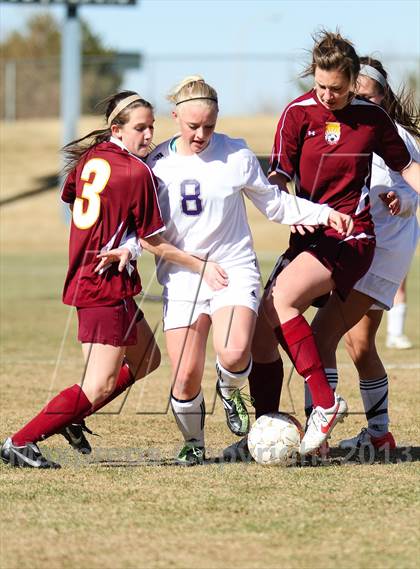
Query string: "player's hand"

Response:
xmin=328 ymin=210 xmax=354 ymax=236
xmin=202 ymin=261 xmax=229 ymax=291
xmin=290 ymin=224 xmax=317 ymax=235
xmin=95 ymin=247 xmax=132 ymax=273
xmin=379 ymin=191 xmax=401 ymax=216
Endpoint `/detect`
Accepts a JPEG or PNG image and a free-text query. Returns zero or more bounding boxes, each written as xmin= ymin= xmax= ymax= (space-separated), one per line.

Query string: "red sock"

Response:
xmin=248 ymin=359 xmax=284 ymax=419
xmin=12 ymin=385 xmax=92 ymax=446
xmin=68 ymin=364 xmax=136 ymax=425
xmin=277 ymin=315 xmax=334 ymax=409
xmin=89 ymin=363 xmax=135 ymax=415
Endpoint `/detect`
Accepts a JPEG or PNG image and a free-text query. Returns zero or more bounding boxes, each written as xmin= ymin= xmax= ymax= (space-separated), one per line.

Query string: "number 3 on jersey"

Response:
xmin=180 ymin=180 xmax=203 ymax=216
xmin=73 ymin=158 xmax=111 ymax=229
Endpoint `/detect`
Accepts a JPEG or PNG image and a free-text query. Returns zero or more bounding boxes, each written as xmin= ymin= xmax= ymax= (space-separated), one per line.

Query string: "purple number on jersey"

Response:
xmin=180 ymin=180 xmax=203 ymax=216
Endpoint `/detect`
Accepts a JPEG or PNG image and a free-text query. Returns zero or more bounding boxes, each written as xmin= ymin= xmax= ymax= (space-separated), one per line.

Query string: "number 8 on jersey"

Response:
xmin=180 ymin=180 xmax=203 ymax=216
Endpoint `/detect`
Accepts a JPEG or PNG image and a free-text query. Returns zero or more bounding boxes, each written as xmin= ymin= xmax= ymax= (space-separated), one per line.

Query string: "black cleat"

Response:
xmin=222 ymin=436 xmax=253 ymax=462
xmin=1 ymin=437 xmax=61 ymax=469
xmin=216 ymin=380 xmax=250 ymax=437
xmin=175 ymin=441 xmax=205 ymax=466
xmin=59 ymin=420 xmax=94 ymax=454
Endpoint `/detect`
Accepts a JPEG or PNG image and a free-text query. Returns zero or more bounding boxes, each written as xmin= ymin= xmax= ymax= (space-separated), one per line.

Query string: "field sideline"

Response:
xmin=0 ymin=118 xmax=419 ymax=569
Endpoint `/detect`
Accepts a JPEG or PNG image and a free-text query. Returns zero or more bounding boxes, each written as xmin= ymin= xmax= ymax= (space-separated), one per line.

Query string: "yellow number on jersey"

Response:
xmin=73 ymin=158 xmax=111 ymax=229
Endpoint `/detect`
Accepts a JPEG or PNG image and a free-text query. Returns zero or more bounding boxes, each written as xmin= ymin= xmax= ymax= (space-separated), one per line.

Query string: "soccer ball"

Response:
xmin=248 ymin=413 xmax=303 ymax=466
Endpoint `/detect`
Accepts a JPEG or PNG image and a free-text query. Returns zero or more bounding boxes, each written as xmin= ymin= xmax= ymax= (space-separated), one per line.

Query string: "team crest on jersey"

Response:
xmin=324 ymin=122 xmax=341 ymax=145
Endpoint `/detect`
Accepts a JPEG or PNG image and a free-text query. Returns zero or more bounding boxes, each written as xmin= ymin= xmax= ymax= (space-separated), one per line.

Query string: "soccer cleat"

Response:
xmin=386 ymin=334 xmax=413 ymax=350
xmin=175 ymin=441 xmax=205 ymax=466
xmin=59 ymin=420 xmax=94 ymax=454
xmin=1 ymin=437 xmax=61 ymax=469
xmin=339 ymin=428 xmax=396 ymax=450
xmin=304 ymin=416 xmax=330 ymax=459
xmin=299 ymin=393 xmax=348 ymax=455
xmin=222 ymin=436 xmax=253 ymax=462
xmin=216 ymin=380 xmax=250 ymax=437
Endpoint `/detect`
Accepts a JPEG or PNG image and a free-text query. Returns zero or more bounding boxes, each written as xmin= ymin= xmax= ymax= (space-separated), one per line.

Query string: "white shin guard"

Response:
xmin=216 ymin=356 xmax=252 ymax=399
xmin=170 ymin=391 xmax=205 ymax=447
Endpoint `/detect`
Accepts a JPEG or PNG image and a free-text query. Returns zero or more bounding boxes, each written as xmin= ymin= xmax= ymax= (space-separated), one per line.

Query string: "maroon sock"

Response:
xmin=274 ymin=326 xmax=293 ymax=360
xmin=89 ymin=363 xmax=135 ymax=415
xmin=12 ymin=385 xmax=92 ymax=446
xmin=248 ymin=359 xmax=284 ymax=419
xmin=277 ymin=315 xmax=334 ymax=409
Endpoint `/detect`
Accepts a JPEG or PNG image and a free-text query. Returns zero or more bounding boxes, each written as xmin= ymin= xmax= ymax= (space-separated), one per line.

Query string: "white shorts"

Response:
xmin=353 ymin=271 xmax=399 ymax=311
xmin=162 ymin=263 xmax=261 ymax=331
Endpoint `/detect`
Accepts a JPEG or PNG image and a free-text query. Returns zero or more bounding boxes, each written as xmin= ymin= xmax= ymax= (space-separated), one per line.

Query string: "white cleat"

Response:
xmin=300 ymin=393 xmax=348 ymax=455
xmin=386 ymin=334 xmax=413 ymax=350
xmin=339 ymin=428 xmax=396 ymax=450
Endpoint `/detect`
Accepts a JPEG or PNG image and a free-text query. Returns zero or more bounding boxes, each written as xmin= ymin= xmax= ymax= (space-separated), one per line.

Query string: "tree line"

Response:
xmin=0 ymin=13 xmax=123 ymax=119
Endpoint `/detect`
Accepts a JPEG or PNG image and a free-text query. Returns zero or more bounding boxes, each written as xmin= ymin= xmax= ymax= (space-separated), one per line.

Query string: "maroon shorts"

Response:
xmin=77 ymin=298 xmax=144 ymax=347
xmin=266 ymin=227 xmax=376 ymax=303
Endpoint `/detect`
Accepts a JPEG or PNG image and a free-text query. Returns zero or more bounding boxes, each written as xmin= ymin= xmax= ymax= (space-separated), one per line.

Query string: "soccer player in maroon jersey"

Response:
xmin=1 ymin=91 xmax=227 ymax=468
xmin=309 ymin=57 xmax=420 ymax=452
xmin=241 ymin=31 xmax=420 ymax=457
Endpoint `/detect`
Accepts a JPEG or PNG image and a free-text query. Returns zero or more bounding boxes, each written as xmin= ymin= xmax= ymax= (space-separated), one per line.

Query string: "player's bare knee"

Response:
xmin=218 ymin=348 xmax=250 ymax=373
xmin=349 ymin=342 xmax=372 ymax=369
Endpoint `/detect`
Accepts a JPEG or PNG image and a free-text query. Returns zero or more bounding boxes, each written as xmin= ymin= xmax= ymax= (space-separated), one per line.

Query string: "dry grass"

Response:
xmin=0 ymin=118 xmax=419 ymax=569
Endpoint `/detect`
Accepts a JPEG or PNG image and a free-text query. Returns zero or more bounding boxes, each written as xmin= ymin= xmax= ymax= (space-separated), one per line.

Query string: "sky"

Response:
xmin=1 ymin=0 xmax=419 ymax=115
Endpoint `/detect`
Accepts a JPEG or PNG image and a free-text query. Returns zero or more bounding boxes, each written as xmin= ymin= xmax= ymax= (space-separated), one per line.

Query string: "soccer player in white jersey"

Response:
xmin=146 ymin=75 xmax=354 ymax=465
xmin=309 ymin=56 xmax=419 ymax=451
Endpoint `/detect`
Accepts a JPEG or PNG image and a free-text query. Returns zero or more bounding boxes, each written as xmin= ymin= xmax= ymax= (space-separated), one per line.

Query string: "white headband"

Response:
xmin=359 ymin=65 xmax=387 ymax=89
xmin=107 ymin=94 xmax=142 ymax=127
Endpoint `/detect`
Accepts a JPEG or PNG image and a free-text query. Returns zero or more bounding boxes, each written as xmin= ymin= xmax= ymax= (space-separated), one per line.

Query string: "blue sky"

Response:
xmin=1 ymin=0 xmax=419 ymax=114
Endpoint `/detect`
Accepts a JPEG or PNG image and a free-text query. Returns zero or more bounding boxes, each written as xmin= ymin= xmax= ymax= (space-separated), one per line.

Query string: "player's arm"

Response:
xmin=140 ymin=234 xmax=228 ymax=291
xmin=401 ymin=161 xmax=420 ymax=195
xmin=267 ymin=172 xmax=315 ymax=235
xmin=94 ymin=231 xmax=141 ymax=274
xmin=267 ymin=171 xmax=290 ymax=192
xmin=267 ymin=105 xmax=316 ymax=235
xmin=375 ymin=109 xmax=419 ymax=193
xmin=244 ymin=154 xmax=354 ymax=235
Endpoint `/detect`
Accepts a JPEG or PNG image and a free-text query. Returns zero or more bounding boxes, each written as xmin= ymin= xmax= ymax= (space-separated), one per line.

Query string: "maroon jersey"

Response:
xmin=61 ymin=141 xmax=165 ymax=307
xmin=270 ymin=90 xmax=411 ymax=226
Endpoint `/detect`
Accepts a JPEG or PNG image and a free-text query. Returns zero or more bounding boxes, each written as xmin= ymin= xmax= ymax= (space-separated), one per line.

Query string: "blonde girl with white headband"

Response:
xmin=1 ymin=90 xmax=228 ymax=468
xmin=309 ymin=57 xmax=419 ymax=452
xmin=146 ymin=75 xmax=354 ymax=466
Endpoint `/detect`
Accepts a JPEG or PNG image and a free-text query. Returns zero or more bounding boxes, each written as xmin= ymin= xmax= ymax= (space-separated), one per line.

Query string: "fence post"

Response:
xmin=4 ymin=60 xmax=17 ymax=121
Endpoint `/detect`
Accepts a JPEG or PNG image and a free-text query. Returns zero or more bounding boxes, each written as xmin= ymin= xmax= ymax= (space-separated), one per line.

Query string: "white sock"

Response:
xmin=359 ymin=376 xmax=389 ymax=437
xmin=216 ymin=356 xmax=252 ymax=399
xmin=387 ymin=303 xmax=406 ymax=337
xmin=304 ymin=368 xmax=338 ymax=417
xmin=170 ymin=390 xmax=205 ymax=447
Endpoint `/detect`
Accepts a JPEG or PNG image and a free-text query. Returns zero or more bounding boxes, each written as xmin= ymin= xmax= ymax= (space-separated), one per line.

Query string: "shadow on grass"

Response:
xmin=219 ymin=445 xmax=420 ymax=468
xmin=0 ymin=173 xmax=59 ymax=207
xmin=83 ymin=446 xmax=420 ymax=469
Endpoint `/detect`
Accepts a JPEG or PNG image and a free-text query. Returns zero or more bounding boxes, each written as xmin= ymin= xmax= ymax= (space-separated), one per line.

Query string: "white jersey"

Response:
xmin=147 ymin=133 xmax=331 ymax=299
xmin=368 ymin=124 xmax=419 ymax=284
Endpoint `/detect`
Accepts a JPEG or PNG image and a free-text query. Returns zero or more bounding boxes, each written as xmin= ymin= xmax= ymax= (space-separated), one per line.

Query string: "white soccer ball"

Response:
xmin=248 ymin=412 xmax=303 ymax=466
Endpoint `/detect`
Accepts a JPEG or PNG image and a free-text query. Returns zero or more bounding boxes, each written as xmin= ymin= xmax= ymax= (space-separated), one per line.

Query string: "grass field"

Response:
xmin=0 ymin=117 xmax=419 ymax=569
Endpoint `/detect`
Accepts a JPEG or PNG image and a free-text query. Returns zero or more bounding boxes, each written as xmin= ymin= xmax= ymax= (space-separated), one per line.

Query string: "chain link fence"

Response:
xmin=1 ymin=52 xmax=419 ymax=119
